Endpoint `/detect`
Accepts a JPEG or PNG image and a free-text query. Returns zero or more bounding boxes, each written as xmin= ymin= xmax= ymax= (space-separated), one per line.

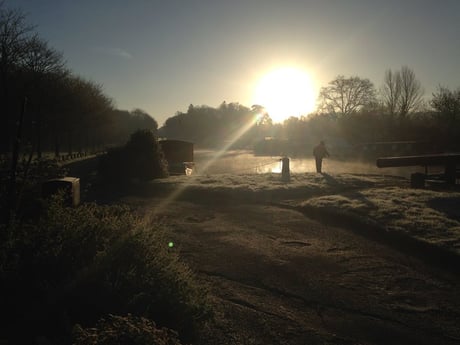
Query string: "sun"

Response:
xmin=253 ymin=67 xmax=316 ymax=123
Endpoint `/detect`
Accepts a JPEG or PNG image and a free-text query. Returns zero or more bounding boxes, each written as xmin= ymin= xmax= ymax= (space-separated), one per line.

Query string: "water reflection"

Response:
xmin=193 ymin=150 xmax=430 ymax=178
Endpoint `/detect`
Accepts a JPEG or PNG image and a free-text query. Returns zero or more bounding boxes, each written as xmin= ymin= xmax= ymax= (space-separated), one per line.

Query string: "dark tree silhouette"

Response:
xmin=430 ymin=85 xmax=460 ymax=149
xmin=0 ymin=3 xmax=34 ymax=153
xmin=381 ymin=66 xmax=424 ymax=117
xmin=99 ymin=129 xmax=168 ymax=184
xmin=19 ymin=36 xmax=67 ymax=157
xmin=318 ymin=75 xmax=376 ymax=116
xmin=160 ymin=102 xmax=271 ymax=149
xmin=431 ymin=86 xmax=460 ymax=123
xmin=398 ymin=66 xmax=424 ymax=117
xmin=381 ymin=69 xmax=401 ymax=116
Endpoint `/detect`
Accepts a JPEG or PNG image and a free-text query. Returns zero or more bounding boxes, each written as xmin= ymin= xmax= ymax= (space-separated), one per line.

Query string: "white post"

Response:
xmin=281 ymin=157 xmax=290 ymax=181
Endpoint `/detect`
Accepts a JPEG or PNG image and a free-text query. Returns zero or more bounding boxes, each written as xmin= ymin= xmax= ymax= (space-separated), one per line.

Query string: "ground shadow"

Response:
xmin=427 ymin=197 xmax=460 ymax=221
xmin=321 ymin=173 xmax=341 ymax=187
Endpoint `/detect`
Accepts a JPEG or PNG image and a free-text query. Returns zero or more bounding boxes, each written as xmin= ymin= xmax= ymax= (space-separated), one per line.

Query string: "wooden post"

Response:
xmin=445 ymin=163 xmax=456 ymax=185
xmin=410 ymin=173 xmax=425 ymax=188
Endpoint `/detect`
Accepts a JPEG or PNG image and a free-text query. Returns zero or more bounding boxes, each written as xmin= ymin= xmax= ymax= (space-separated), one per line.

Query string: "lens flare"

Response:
xmin=151 ymin=115 xmax=259 ymax=217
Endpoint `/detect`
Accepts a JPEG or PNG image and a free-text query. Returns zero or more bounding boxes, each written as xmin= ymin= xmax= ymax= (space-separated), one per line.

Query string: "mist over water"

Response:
xmin=193 ymin=150 xmax=430 ymax=178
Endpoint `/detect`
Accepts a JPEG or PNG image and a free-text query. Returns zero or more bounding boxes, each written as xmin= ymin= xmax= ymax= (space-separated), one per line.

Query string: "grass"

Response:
xmin=0 ymin=195 xmax=210 ymax=344
xmin=300 ymin=186 xmax=460 ymax=255
xmin=149 ymin=172 xmax=460 ymax=256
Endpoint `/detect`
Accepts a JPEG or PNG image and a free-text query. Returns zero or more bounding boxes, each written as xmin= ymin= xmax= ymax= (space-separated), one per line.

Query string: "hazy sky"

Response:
xmin=9 ymin=0 xmax=460 ymax=125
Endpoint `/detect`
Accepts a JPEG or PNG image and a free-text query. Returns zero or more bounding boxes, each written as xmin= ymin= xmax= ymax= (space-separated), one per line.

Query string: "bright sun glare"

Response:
xmin=253 ymin=67 xmax=316 ymax=123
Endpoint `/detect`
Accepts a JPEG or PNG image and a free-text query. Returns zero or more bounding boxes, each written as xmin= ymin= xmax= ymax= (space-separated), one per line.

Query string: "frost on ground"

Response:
xmin=301 ymin=186 xmax=460 ymax=255
xmin=150 ymin=171 xmax=460 ymax=256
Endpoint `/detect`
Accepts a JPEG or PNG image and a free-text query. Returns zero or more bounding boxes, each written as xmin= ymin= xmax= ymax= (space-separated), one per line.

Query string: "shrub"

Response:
xmin=98 ymin=130 xmax=168 ymax=185
xmin=0 ymin=196 xmax=210 ymax=344
xmin=72 ymin=314 xmax=183 ymax=345
xmin=0 ymin=157 xmax=67 ymax=221
xmin=125 ymin=130 xmax=168 ymax=181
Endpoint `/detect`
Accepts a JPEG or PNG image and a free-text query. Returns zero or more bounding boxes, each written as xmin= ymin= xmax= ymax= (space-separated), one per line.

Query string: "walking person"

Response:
xmin=313 ymin=141 xmax=329 ymax=173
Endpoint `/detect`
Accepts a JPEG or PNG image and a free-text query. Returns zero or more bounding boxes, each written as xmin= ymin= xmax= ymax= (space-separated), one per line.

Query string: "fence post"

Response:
xmin=281 ymin=157 xmax=290 ymax=181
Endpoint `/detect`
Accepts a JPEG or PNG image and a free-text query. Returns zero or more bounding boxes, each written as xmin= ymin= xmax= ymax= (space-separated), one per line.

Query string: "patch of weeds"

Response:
xmin=72 ymin=314 xmax=183 ymax=345
xmin=0 ymin=196 xmax=210 ymax=344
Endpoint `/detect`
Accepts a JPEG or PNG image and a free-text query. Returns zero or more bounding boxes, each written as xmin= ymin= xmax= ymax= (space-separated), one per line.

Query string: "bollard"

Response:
xmin=281 ymin=157 xmax=290 ymax=181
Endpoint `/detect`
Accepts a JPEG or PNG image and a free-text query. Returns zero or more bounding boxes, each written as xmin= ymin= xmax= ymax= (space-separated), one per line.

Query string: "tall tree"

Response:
xmin=318 ymin=75 xmax=376 ymax=116
xmin=430 ymin=86 xmax=460 ymax=149
xmin=161 ymin=102 xmax=264 ymax=148
xmin=0 ymin=2 xmax=34 ymax=153
xmin=66 ymin=76 xmax=113 ymax=154
xmin=19 ymin=35 xmax=67 ymax=157
xmin=131 ymin=108 xmax=158 ymax=133
xmin=381 ymin=66 xmax=424 ymax=117
xmin=430 ymin=85 xmax=460 ymax=128
xmin=381 ymin=69 xmax=401 ymax=116
xmin=398 ymin=66 xmax=424 ymax=117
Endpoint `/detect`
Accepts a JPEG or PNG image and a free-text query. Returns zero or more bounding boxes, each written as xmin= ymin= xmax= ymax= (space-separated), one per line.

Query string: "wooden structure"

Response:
xmin=159 ymin=140 xmax=194 ymax=175
xmin=357 ymin=141 xmax=431 ymax=159
xmin=42 ymin=177 xmax=80 ymax=206
xmin=376 ymin=153 xmax=460 ymax=186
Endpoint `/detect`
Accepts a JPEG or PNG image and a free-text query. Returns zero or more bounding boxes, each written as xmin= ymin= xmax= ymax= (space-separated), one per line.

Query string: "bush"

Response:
xmin=125 ymin=130 xmax=168 ymax=180
xmin=0 ymin=196 xmax=210 ymax=344
xmin=98 ymin=130 xmax=168 ymax=185
xmin=72 ymin=314 xmax=183 ymax=345
xmin=0 ymin=157 xmax=67 ymax=220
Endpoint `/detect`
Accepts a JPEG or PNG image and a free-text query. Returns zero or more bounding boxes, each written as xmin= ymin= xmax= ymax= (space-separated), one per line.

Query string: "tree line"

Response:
xmin=161 ymin=67 xmax=460 ymax=155
xmin=0 ymin=3 xmax=158 ymax=160
xmin=309 ymin=66 xmax=459 ymax=152
xmin=2 ymin=2 xmax=459 ymax=160
xmin=159 ymin=102 xmax=272 ymax=148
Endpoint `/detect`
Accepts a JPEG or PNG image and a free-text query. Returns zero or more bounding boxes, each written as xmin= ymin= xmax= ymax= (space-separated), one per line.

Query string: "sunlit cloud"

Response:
xmin=92 ymin=46 xmax=133 ymax=59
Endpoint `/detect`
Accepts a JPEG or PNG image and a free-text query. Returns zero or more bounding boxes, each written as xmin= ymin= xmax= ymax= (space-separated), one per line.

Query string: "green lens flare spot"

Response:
xmin=168 ymin=241 xmax=174 ymax=248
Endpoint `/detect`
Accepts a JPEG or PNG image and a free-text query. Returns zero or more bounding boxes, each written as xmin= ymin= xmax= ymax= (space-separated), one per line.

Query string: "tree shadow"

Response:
xmin=322 ymin=173 xmax=377 ymax=210
xmin=321 ymin=172 xmax=341 ymax=187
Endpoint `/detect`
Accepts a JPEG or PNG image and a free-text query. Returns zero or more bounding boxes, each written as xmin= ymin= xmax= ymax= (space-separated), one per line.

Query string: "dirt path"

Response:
xmin=132 ymin=197 xmax=460 ymax=345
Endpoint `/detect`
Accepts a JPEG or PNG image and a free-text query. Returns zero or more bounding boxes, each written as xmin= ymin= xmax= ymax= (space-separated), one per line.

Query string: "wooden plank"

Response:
xmin=376 ymin=153 xmax=460 ymax=168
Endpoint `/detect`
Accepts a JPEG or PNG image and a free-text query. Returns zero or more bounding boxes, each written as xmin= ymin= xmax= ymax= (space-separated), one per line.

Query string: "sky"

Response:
xmin=8 ymin=0 xmax=460 ymax=126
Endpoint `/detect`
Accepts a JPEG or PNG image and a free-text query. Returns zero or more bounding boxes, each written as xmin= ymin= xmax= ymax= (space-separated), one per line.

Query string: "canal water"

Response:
xmin=193 ymin=150 xmax=431 ymax=178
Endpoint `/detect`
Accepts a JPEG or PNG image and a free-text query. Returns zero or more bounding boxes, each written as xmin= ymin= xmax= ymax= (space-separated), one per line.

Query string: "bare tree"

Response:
xmin=381 ymin=66 xmax=424 ymax=117
xmin=318 ymin=75 xmax=376 ymax=116
xmin=381 ymin=69 xmax=401 ymax=116
xmin=431 ymin=85 xmax=460 ymax=123
xmin=20 ymin=35 xmax=66 ymax=75
xmin=430 ymin=85 xmax=460 ymax=149
xmin=399 ymin=66 xmax=424 ymax=117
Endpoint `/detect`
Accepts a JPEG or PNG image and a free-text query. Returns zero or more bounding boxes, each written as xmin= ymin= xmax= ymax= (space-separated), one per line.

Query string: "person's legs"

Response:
xmin=315 ymin=157 xmax=322 ymax=173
